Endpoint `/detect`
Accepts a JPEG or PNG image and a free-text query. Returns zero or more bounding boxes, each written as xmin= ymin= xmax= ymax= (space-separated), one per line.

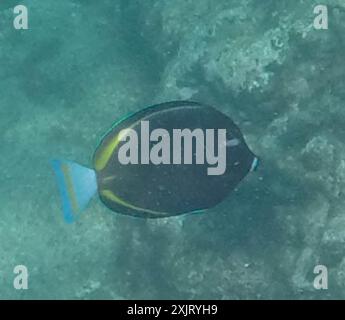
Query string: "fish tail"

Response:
xmin=51 ymin=159 xmax=97 ymax=223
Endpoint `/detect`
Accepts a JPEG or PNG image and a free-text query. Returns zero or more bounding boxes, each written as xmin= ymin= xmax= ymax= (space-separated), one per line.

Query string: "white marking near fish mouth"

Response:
xmin=250 ymin=157 xmax=259 ymax=172
xmin=226 ymin=138 xmax=240 ymax=147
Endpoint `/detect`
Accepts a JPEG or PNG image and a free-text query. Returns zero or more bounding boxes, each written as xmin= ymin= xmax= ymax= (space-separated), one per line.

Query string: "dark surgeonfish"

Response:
xmin=52 ymin=101 xmax=259 ymax=222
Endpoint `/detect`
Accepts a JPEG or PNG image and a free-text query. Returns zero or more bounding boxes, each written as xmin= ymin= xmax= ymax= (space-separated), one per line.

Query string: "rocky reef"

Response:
xmin=1 ymin=0 xmax=345 ymax=299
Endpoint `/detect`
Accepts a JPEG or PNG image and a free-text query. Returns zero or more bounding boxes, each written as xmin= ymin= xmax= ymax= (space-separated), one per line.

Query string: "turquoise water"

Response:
xmin=1 ymin=0 xmax=345 ymax=299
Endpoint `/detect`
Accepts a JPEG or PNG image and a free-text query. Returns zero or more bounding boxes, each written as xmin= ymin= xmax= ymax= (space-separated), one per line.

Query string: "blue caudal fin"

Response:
xmin=51 ymin=159 xmax=97 ymax=223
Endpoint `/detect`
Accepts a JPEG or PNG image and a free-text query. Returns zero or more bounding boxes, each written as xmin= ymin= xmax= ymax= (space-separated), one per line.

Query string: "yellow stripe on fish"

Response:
xmin=94 ymin=128 xmax=133 ymax=171
xmin=61 ymin=163 xmax=79 ymax=213
xmin=100 ymin=189 xmax=167 ymax=217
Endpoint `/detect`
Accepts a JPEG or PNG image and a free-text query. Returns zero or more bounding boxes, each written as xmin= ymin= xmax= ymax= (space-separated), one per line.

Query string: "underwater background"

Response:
xmin=1 ymin=0 xmax=345 ymax=299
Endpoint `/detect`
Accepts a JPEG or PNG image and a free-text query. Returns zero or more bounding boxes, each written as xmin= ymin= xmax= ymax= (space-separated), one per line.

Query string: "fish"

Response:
xmin=52 ymin=101 xmax=259 ymax=222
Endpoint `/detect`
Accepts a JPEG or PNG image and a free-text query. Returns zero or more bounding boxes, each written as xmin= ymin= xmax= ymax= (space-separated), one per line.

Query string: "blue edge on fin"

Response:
xmin=51 ymin=159 xmax=97 ymax=223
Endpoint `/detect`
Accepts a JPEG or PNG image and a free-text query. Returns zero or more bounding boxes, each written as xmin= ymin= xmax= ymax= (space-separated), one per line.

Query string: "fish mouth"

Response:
xmin=250 ymin=157 xmax=260 ymax=172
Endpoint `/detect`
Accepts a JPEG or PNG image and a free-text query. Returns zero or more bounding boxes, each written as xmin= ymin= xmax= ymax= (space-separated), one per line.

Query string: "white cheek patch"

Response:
xmin=226 ymin=138 xmax=240 ymax=147
xmin=250 ymin=157 xmax=259 ymax=172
